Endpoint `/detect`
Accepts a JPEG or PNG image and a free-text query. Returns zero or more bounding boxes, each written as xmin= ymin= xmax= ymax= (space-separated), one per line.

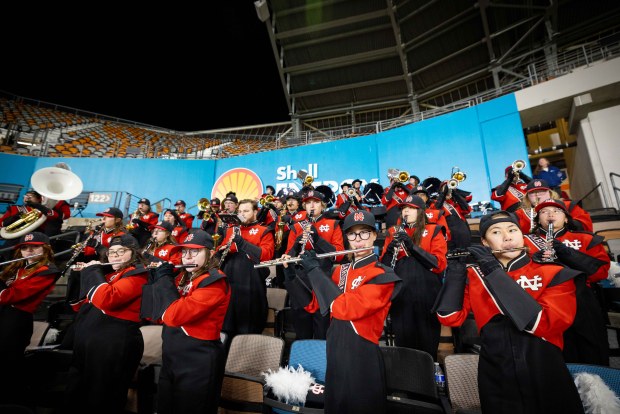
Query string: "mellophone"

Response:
xmin=254 ymin=247 xmax=374 ymax=269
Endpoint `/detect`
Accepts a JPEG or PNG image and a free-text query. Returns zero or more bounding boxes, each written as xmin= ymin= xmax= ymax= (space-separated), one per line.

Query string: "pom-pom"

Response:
xmin=263 ymin=364 xmax=315 ymax=405
xmin=574 ymin=372 xmax=620 ymax=414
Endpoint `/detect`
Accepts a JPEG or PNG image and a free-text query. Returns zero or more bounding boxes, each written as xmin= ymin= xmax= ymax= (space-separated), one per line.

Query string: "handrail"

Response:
xmin=576 ymin=182 xmax=602 ymax=206
xmin=610 ymin=173 xmax=620 ymax=210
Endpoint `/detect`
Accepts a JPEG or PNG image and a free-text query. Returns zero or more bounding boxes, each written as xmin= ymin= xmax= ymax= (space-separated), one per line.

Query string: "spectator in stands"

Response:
xmin=0 ymin=232 xmax=58 ymax=405
xmin=533 ymin=157 xmax=566 ymax=194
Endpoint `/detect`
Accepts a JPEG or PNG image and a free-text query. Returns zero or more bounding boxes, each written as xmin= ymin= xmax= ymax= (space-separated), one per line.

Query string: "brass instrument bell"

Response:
xmin=259 ymin=195 xmax=275 ymax=206
xmin=297 ymin=170 xmax=314 ymax=186
xmin=512 ymin=159 xmax=525 ymax=173
xmin=451 ymin=166 xmax=467 ymax=183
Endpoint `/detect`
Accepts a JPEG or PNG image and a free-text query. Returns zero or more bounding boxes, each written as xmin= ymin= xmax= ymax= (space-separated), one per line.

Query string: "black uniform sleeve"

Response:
xmin=147 ymin=264 xmax=180 ymax=320
xmin=409 ymin=244 xmax=439 ymax=270
xmin=452 ymin=191 xmax=470 ymax=212
xmin=236 ymin=237 xmax=262 ymax=262
xmin=433 ymin=259 xmax=467 ymax=314
xmin=493 ymin=176 xmax=513 ymax=197
xmin=307 ymin=267 xmax=341 ymax=316
xmin=553 ymin=240 xmax=607 ymax=275
xmin=482 ymin=268 xmax=542 ymax=331
xmin=283 ymin=266 xmax=313 ymax=309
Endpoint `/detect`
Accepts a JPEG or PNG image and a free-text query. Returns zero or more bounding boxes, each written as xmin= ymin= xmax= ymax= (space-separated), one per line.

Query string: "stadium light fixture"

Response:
xmin=254 ymin=0 xmax=270 ymax=22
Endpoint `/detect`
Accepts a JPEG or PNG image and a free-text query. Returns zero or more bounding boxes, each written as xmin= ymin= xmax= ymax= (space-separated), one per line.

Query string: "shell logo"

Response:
xmin=211 ymin=168 xmax=263 ymax=202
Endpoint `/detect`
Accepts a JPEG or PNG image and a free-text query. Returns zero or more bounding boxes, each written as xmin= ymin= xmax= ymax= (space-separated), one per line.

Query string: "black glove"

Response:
xmin=531 ymin=250 xmax=546 ymax=263
xmin=152 ymin=262 xmax=175 ymax=282
xmin=299 ymin=250 xmax=320 ymax=273
xmin=132 ymin=218 xmax=147 ymax=228
xmin=495 ymin=176 xmax=512 ymax=197
xmin=386 ymin=238 xmax=400 ymax=252
xmin=467 ymin=245 xmax=501 ymax=276
xmin=27 ymin=202 xmax=50 ymax=215
xmin=282 ymin=215 xmax=292 ymax=225
xmin=232 ymin=233 xmax=244 ymax=246
xmin=518 ymin=171 xmax=532 ymax=183
xmin=394 ymin=232 xmax=414 ymax=250
xmin=552 ymin=239 xmax=571 ymax=254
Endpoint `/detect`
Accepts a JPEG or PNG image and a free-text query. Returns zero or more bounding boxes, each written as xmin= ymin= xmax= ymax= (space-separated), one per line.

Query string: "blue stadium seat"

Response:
xmin=567 ymin=363 xmax=620 ymax=397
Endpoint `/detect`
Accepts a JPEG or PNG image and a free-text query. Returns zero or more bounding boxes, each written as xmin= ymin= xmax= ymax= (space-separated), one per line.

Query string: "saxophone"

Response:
xmin=275 ymin=208 xmax=287 ymax=250
xmin=126 ymin=208 xmax=143 ymax=231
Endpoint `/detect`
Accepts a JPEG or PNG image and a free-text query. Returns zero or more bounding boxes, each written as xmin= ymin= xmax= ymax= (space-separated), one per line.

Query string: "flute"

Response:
xmin=70 ymin=262 xmax=198 ymax=270
xmin=254 ymin=247 xmax=374 ymax=269
xmin=446 ymin=246 xmax=528 ymax=259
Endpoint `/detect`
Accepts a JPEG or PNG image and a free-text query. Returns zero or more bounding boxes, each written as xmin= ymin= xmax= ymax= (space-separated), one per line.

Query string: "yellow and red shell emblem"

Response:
xmin=211 ymin=168 xmax=263 ymax=202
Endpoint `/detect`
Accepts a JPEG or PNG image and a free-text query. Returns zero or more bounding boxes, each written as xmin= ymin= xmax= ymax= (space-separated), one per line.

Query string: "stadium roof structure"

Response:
xmin=257 ymin=0 xmax=620 ymax=121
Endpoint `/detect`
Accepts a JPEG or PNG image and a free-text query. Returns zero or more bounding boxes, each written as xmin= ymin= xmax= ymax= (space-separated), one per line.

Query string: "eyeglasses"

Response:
xmin=107 ymin=248 xmax=129 ymax=257
xmin=538 ymin=208 xmax=565 ymax=215
xmin=346 ymin=230 xmax=372 ymax=241
xmin=181 ymin=249 xmax=201 ymax=258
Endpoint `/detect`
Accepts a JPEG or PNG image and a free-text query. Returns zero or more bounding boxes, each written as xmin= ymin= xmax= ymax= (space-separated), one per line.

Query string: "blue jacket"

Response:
xmin=534 ymin=166 xmax=566 ymax=187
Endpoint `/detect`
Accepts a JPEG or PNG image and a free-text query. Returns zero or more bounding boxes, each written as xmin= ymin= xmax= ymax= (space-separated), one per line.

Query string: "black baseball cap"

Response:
xmin=96 ymin=207 xmax=123 ymax=219
xmin=15 ymin=231 xmax=49 ymax=249
xmin=174 ymin=230 xmax=213 ymax=250
xmin=479 ymin=210 xmax=520 ymax=237
xmin=138 ymin=198 xmax=151 ymax=206
xmin=224 ymin=195 xmax=238 ymax=204
xmin=302 ymin=190 xmax=325 ymax=203
xmin=399 ymin=195 xmax=426 ymax=210
xmin=210 ymin=198 xmax=221 ymax=206
xmin=109 ymin=234 xmax=139 ymax=249
xmin=535 ymin=199 xmax=568 ymax=215
xmin=343 ymin=210 xmax=376 ymax=233
xmin=412 ymin=185 xmax=428 ymax=196
xmin=526 ymin=179 xmax=550 ymax=193
xmin=174 ymin=200 xmax=186 ymax=206
xmin=153 ymin=221 xmax=174 ymax=232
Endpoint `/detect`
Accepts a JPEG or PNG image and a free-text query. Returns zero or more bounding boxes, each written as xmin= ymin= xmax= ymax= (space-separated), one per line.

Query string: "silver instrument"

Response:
xmin=254 ymin=247 xmax=374 ymax=268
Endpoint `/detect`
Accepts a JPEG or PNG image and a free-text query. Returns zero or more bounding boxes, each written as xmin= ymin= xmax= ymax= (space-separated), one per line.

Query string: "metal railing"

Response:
xmin=611 ymin=173 xmax=620 ymax=210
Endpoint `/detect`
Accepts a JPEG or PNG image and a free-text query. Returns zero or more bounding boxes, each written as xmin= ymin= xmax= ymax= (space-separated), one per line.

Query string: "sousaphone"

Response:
xmin=1 ymin=164 xmax=83 ymax=239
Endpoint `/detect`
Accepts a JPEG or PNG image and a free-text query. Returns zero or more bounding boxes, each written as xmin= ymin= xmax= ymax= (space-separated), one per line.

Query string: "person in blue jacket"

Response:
xmin=533 ymin=157 xmax=566 ymax=194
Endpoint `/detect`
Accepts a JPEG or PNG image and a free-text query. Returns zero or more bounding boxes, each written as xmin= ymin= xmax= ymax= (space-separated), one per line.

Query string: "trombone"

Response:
xmin=387 ymin=169 xmax=409 ymax=183
xmin=198 ymin=198 xmax=214 ymax=221
xmin=259 ymin=195 xmax=275 ymax=206
xmin=297 ymin=170 xmax=314 ymax=187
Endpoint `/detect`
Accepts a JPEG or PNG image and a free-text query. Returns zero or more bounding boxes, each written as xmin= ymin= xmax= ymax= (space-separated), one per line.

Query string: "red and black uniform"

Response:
xmin=130 ymin=212 xmax=159 ymax=246
xmin=218 ymin=221 xmax=274 ymax=336
xmin=525 ymin=228 xmax=610 ymax=365
xmin=491 ymin=182 xmax=528 ymax=212
xmin=423 ymin=208 xmax=451 ymax=241
xmin=286 ymin=214 xmax=345 ymax=339
xmin=0 ymin=204 xmax=60 ymax=243
xmin=141 ymin=264 xmax=231 ymax=414
xmin=380 ymin=223 xmax=447 ymax=357
xmin=40 ymin=200 xmax=71 ymax=236
xmin=515 ymin=207 xmax=536 ymax=234
xmin=435 ymin=252 xmax=583 ymax=414
xmin=144 ymin=243 xmax=182 ymax=267
xmin=335 ymin=193 xmax=364 ymax=218
xmin=381 ymin=184 xmax=410 ymax=228
xmin=430 ymin=193 xmax=472 ymax=250
xmin=286 ymin=253 xmax=401 ymax=413
xmin=66 ymin=264 xmax=149 ymax=414
xmin=178 ymin=212 xmax=194 ymax=230
xmin=516 ymin=200 xmax=593 ymax=234
xmin=0 ymin=262 xmax=58 ymax=403
xmin=171 ymin=225 xmax=188 ymax=244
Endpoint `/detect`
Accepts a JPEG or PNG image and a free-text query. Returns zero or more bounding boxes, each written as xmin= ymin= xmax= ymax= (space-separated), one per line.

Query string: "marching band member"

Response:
xmin=382 ymin=175 xmax=412 ymax=228
xmin=491 ymin=164 xmax=531 ymax=212
xmin=174 ymin=199 xmax=195 ymax=230
xmin=432 ymin=181 xmax=472 ymax=249
xmin=217 ymin=199 xmax=274 ymax=337
xmin=405 ymin=174 xmax=420 ymax=191
xmin=143 ymin=221 xmax=182 ymax=266
xmin=282 ymin=190 xmax=345 ymax=339
xmin=198 ymin=198 xmax=221 ymax=236
xmin=335 ymin=182 xmax=363 ymax=218
xmin=141 ymin=230 xmax=230 ymax=414
xmin=222 ymin=194 xmax=238 ymax=214
xmin=412 ymin=185 xmax=451 ymax=241
xmin=0 ymin=191 xmax=61 ymax=255
xmin=380 ymin=195 xmax=447 ymax=358
xmin=516 ymin=179 xmax=593 ymax=234
xmin=285 ymin=191 xmax=306 ymax=222
xmin=524 ymin=199 xmax=610 ymax=365
xmin=66 ymin=207 xmax=125 ymax=308
xmin=128 ymin=198 xmax=159 ymax=246
xmin=435 ymin=211 xmax=583 ymax=414
xmin=256 ymin=193 xmax=279 ymax=230
xmin=163 ymin=208 xmax=188 ymax=244
xmin=285 ymin=211 xmax=401 ymax=414
xmin=0 ymin=232 xmax=58 ymax=404
xmin=66 ymin=234 xmax=149 ymax=414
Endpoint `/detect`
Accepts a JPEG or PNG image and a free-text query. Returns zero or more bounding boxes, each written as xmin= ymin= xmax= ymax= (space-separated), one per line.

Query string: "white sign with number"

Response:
xmin=89 ymin=193 xmax=112 ymax=203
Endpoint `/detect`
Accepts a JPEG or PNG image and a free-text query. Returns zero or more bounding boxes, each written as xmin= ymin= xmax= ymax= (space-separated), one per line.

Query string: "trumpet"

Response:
xmin=512 ymin=159 xmax=526 ymax=175
xmin=259 ymin=195 xmax=275 ymax=206
xmin=447 ymin=167 xmax=467 ymax=190
xmin=297 ymin=170 xmax=314 ymax=187
xmin=387 ymin=169 xmax=409 ymax=183
xmin=345 ymin=187 xmax=358 ymax=198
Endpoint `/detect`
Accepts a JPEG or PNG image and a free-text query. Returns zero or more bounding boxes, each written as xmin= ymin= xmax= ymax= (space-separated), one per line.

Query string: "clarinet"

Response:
xmin=218 ymin=226 xmax=240 ymax=268
xmin=298 ymin=209 xmax=315 ymax=256
xmin=63 ymin=223 xmax=103 ymax=273
xmin=543 ymin=222 xmax=557 ymax=262
xmin=390 ymin=224 xmax=406 ymax=268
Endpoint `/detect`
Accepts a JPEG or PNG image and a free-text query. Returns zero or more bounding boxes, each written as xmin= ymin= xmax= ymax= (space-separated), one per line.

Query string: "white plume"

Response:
xmin=608 ymin=261 xmax=620 ymax=287
xmin=574 ymin=372 xmax=620 ymax=414
xmin=263 ymin=364 xmax=315 ymax=405
xmin=43 ymin=328 xmax=60 ymax=345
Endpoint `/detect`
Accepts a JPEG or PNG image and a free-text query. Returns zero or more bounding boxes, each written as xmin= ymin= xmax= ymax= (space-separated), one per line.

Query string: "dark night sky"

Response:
xmin=3 ymin=3 xmax=290 ymax=132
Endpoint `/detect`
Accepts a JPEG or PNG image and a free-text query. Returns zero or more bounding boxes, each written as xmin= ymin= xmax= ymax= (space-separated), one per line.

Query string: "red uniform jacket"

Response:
xmin=438 ymin=257 xmax=576 ymax=350
xmin=286 ymin=215 xmax=345 ymax=260
xmin=444 ymin=198 xmax=472 ymax=220
xmin=491 ymin=182 xmax=528 ymax=211
xmin=380 ymin=223 xmax=447 ymax=274
xmin=0 ymin=264 xmax=58 ymax=314
xmin=424 ymin=209 xmax=451 ymax=240
xmin=219 ymin=222 xmax=275 ymax=262
xmin=153 ymin=243 xmax=182 ymax=266
xmin=381 ymin=186 xmax=410 ymax=212
xmin=135 ymin=212 xmax=159 ymax=230
xmin=161 ymin=270 xmax=231 ymax=340
xmin=524 ymin=230 xmax=609 ymax=285
xmin=171 ymin=226 xmax=188 ymax=244
xmin=178 ymin=212 xmax=194 ymax=230
xmin=289 ymin=210 xmax=307 ymax=223
xmin=515 ymin=207 xmax=536 ymax=234
xmin=83 ymin=228 xmax=126 ymax=257
xmin=304 ymin=254 xmax=398 ymax=344
xmin=516 ymin=201 xmax=593 ymax=234
xmin=81 ymin=266 xmax=149 ymax=322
